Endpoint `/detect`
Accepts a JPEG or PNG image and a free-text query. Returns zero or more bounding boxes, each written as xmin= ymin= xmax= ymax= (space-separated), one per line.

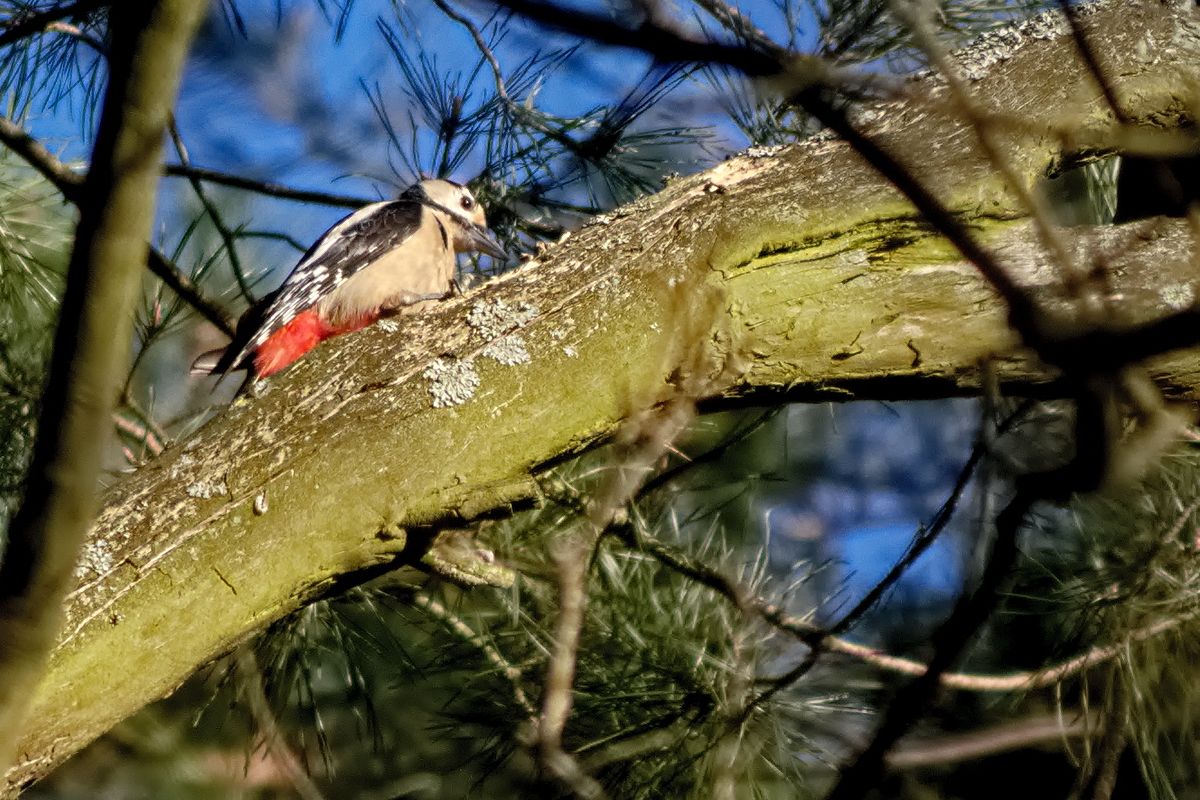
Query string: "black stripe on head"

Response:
xmin=400 ymin=183 xmax=429 ymax=201
xmin=400 ymin=180 xmax=466 ymax=203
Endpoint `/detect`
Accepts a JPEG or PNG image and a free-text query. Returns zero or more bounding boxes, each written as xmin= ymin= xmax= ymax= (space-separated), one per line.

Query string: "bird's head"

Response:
xmin=405 ymin=179 xmax=505 ymax=258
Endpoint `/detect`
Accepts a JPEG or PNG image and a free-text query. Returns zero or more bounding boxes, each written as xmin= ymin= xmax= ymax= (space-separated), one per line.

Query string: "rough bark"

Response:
xmin=8 ymin=0 xmax=1200 ymax=790
xmin=0 ymin=0 xmax=206 ymax=787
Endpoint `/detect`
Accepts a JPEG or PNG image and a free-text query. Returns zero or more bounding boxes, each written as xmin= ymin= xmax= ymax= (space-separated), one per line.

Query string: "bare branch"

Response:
xmin=888 ymin=712 xmax=1096 ymax=769
xmin=0 ymin=115 xmax=85 ymax=202
xmin=234 ymin=648 xmax=328 ymax=800
xmin=0 ymin=0 xmax=107 ymax=48
xmin=162 ymin=164 xmax=373 ymax=209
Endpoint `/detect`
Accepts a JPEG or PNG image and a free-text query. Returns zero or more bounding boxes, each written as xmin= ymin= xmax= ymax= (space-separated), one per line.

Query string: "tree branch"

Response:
xmin=887 ymin=712 xmax=1095 ymax=769
xmin=0 ymin=0 xmax=107 ymax=48
xmin=162 ymin=164 xmax=372 ymax=209
xmin=0 ymin=114 xmax=235 ymax=336
xmin=0 ymin=115 xmax=85 ymax=200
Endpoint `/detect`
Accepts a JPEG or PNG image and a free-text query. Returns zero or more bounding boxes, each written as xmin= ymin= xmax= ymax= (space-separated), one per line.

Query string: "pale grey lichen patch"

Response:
xmin=482 ymin=334 xmax=531 ymax=366
xmin=74 ymin=536 xmax=114 ymax=579
xmin=186 ymin=475 xmax=228 ymax=499
xmin=948 ymin=2 xmax=1107 ymax=82
xmin=168 ymin=452 xmax=196 ymax=480
xmin=1161 ymin=283 xmax=1195 ymax=311
xmin=467 ymin=299 xmax=538 ymax=340
xmin=745 ymin=144 xmax=783 ymax=159
xmin=377 ymin=318 xmax=402 ymax=333
xmin=424 ymin=357 xmax=481 ymax=407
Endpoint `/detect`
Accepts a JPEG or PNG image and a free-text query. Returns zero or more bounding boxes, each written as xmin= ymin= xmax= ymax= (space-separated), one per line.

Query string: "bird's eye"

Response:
xmin=461 ymin=196 xmax=475 ymax=210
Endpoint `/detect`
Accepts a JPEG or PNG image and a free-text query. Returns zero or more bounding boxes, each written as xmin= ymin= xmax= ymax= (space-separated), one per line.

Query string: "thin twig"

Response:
xmin=825 ymin=484 xmax=1033 ymax=799
xmin=827 ymin=399 xmax=1034 ymax=638
xmin=540 ymin=400 xmax=699 ymax=800
xmin=408 ymin=590 xmax=537 ymax=718
xmin=887 ymin=711 xmax=1095 ymax=769
xmin=167 ymin=120 xmax=256 ymax=302
xmin=539 ymin=286 xmax=729 ymax=799
xmin=163 ymin=164 xmax=372 ymax=209
xmin=638 ymin=409 xmax=778 ymax=497
xmin=45 ymin=19 xmax=107 ymax=54
xmin=429 ymin=0 xmax=590 ymax=156
xmin=430 ymin=0 xmax=510 ymax=100
xmin=619 ymin=524 xmax=1195 ymax=693
xmin=0 ymin=0 xmax=107 ymax=48
xmin=235 ymin=648 xmax=328 ymax=800
xmin=691 ymin=0 xmax=788 ymax=59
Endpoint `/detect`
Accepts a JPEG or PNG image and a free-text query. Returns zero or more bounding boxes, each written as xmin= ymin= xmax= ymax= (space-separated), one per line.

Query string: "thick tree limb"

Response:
xmin=7 ymin=0 xmax=1200 ymax=790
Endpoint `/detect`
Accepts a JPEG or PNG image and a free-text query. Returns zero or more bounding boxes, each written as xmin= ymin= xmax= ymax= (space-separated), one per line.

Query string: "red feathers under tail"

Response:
xmin=252 ymin=309 xmax=375 ymax=377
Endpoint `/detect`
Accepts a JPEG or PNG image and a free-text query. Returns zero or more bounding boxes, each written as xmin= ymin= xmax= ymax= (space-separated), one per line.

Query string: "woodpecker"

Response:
xmin=191 ymin=179 xmax=504 ymax=379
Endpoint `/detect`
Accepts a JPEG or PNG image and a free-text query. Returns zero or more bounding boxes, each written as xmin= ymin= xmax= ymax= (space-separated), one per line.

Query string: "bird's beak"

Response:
xmin=467 ymin=222 xmax=506 ymax=259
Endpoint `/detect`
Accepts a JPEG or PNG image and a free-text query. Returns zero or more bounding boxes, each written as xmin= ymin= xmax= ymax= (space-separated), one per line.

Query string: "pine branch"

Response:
xmin=0 ymin=114 xmax=84 ymax=201
xmin=0 ymin=0 xmax=108 ymax=48
xmin=0 ymin=114 xmax=235 ymax=336
xmin=166 ymin=120 xmax=255 ymax=302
